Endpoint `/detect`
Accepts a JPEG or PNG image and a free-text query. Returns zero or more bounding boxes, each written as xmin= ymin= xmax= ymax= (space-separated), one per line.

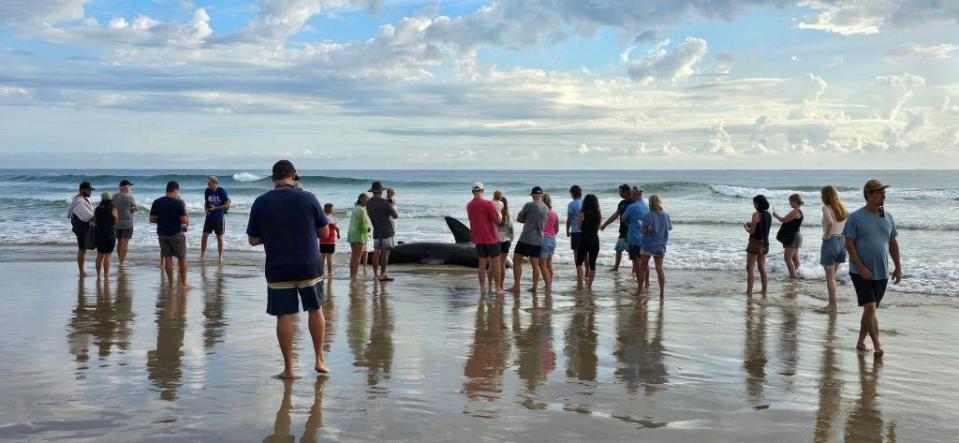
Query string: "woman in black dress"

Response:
xmin=575 ymin=194 xmax=602 ymax=290
xmin=774 ymin=193 xmax=804 ymax=278
xmin=94 ymin=192 xmax=119 ymax=280
xmin=743 ymin=195 xmax=771 ymax=296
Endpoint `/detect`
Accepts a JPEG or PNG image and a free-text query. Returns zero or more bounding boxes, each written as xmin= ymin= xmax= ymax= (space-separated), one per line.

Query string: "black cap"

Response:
xmin=119 ymin=179 xmax=134 ymax=187
xmin=79 ymin=181 xmax=94 ymax=191
xmin=368 ymin=181 xmax=385 ymax=193
xmin=530 ymin=186 xmax=543 ymax=195
xmin=272 ymin=160 xmax=297 ymax=181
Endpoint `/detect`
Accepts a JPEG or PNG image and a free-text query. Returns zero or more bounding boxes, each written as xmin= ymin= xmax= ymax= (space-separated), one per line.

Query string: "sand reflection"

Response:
xmin=813 ymin=311 xmax=842 ymax=443
xmin=348 ymin=282 xmax=394 ymax=394
xmin=67 ymin=275 xmax=134 ymax=368
xmin=844 ymin=355 xmax=896 ymax=442
xmin=512 ymin=294 xmax=556 ymax=397
xmin=146 ymin=286 xmax=188 ymax=401
xmin=613 ymin=298 xmax=667 ymax=396
xmin=563 ymin=294 xmax=598 ymax=381
xmin=743 ymin=299 xmax=768 ymax=405
xmin=463 ymin=295 xmax=511 ymax=403
xmin=263 ymin=378 xmax=327 ymax=443
xmin=200 ymin=264 xmax=227 ymax=350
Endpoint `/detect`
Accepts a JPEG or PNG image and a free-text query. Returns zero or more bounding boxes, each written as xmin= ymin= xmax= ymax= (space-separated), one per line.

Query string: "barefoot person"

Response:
xmin=200 ymin=176 xmax=231 ymax=262
xmin=620 ymin=186 xmax=650 ymax=288
xmin=112 ymin=179 xmax=137 ymax=267
xmin=467 ymin=182 xmax=503 ymax=294
xmin=820 ymin=186 xmax=849 ymax=310
xmin=247 ymin=160 xmax=331 ymax=378
xmin=492 ymin=191 xmax=513 ymax=291
xmin=508 ymin=186 xmax=548 ymax=293
xmin=575 ymin=194 xmax=602 ymax=290
xmin=94 ymin=192 xmax=118 ymax=280
xmin=67 ymin=181 xmax=96 ymax=277
xmin=150 ymin=181 xmax=191 ymax=289
xmin=774 ymin=194 xmax=805 ymax=278
xmin=320 ymin=203 xmax=340 ymax=279
xmin=600 ymin=184 xmax=633 ymax=272
xmin=566 ymin=185 xmax=584 ymax=280
xmin=347 ymin=193 xmax=372 ymax=281
xmin=638 ymin=195 xmax=672 ymax=299
xmin=744 ymin=195 xmax=771 ymax=297
xmin=366 ymin=181 xmax=399 ymax=282
xmin=844 ymin=179 xmax=902 ymax=358
xmin=535 ymin=193 xmax=558 ymax=291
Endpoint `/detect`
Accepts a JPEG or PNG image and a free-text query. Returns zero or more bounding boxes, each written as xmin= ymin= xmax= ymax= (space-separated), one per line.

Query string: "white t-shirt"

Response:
xmin=822 ymin=205 xmax=846 ymax=238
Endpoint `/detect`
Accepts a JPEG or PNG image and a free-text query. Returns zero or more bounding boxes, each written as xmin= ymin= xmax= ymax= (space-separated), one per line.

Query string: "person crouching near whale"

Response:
xmin=508 ymin=186 xmax=548 ymax=293
xmin=467 ymin=182 xmax=503 ymax=294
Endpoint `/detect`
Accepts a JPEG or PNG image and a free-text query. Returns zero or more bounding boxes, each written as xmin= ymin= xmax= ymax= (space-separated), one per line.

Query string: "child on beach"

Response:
xmin=774 ymin=194 xmax=804 ymax=278
xmin=321 ymin=203 xmax=340 ymax=279
xmin=638 ymin=194 xmax=672 ymax=299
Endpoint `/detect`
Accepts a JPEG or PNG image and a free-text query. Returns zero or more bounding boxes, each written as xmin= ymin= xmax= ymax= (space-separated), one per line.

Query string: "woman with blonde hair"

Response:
xmin=535 ymin=193 xmax=558 ymax=291
xmin=774 ymin=193 xmax=805 ymax=278
xmin=820 ymin=186 xmax=849 ymax=310
xmin=638 ymin=194 xmax=672 ymax=299
xmin=492 ymin=190 xmax=513 ymax=291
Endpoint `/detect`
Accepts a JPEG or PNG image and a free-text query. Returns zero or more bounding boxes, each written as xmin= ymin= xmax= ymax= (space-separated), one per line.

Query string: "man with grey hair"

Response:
xmin=201 ymin=175 xmax=231 ymax=262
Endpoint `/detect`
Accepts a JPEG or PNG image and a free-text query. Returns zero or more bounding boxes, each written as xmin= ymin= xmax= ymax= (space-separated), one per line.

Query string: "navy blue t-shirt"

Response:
xmin=205 ymin=187 xmax=230 ymax=221
xmin=246 ymin=188 xmax=328 ymax=283
xmin=150 ymin=196 xmax=187 ymax=236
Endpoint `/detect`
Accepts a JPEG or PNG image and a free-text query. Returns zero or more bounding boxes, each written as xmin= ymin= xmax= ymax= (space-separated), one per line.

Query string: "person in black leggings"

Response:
xmin=575 ymin=194 xmax=602 ymax=290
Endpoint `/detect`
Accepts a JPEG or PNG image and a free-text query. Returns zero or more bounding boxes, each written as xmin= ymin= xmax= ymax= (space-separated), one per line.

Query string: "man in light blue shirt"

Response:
xmin=566 ymin=185 xmax=583 ymax=280
xmin=843 ymin=179 xmax=902 ymax=358
xmin=620 ymin=186 xmax=649 ymax=287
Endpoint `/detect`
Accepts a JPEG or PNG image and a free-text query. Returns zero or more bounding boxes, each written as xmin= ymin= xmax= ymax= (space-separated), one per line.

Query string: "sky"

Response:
xmin=1 ymin=0 xmax=958 ymax=169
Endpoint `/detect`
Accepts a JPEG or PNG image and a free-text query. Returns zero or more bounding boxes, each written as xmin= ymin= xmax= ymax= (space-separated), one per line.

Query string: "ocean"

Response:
xmin=1 ymin=169 xmax=956 ymax=296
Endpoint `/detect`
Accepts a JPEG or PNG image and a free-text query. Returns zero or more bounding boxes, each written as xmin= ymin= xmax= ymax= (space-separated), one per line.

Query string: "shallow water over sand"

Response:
xmin=1 ymin=260 xmax=957 ymax=442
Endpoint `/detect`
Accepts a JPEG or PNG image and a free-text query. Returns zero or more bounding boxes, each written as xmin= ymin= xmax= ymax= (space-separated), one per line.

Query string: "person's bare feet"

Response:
xmin=508 ymin=285 xmax=520 ymax=293
xmin=315 ymin=360 xmax=330 ymax=374
xmin=856 ymin=343 xmax=870 ymax=353
xmin=276 ymin=370 xmax=297 ymax=380
xmin=527 ymin=286 xmax=538 ymax=293
xmin=79 ymin=271 xmax=90 ymax=278
xmin=495 ymin=287 xmax=505 ymax=295
xmin=873 ymin=347 xmax=884 ymax=358
xmin=180 ymin=283 xmax=194 ymax=290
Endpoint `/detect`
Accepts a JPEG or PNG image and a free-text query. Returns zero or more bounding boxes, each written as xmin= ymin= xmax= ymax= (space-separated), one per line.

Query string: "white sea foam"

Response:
xmin=708 ymin=184 xmax=959 ymax=201
xmin=232 ymin=172 xmax=269 ymax=182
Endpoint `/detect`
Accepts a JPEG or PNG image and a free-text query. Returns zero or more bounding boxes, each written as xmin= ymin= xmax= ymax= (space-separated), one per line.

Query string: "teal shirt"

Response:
xmin=843 ymin=207 xmax=898 ymax=280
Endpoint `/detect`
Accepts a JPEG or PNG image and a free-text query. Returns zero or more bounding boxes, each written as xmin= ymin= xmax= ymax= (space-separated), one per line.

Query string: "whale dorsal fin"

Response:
xmin=445 ymin=216 xmax=473 ymax=244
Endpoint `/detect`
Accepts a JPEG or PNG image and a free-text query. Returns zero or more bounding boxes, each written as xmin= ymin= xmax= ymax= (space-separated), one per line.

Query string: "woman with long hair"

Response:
xmin=638 ymin=194 xmax=672 ymax=299
xmin=820 ymin=186 xmax=849 ymax=310
xmin=774 ymin=193 xmax=805 ymax=278
xmin=492 ymin=190 xmax=513 ymax=291
xmin=535 ymin=193 xmax=558 ymax=291
xmin=575 ymin=194 xmax=602 ymax=290
xmin=348 ymin=193 xmax=372 ymax=280
xmin=94 ymin=192 xmax=118 ymax=280
xmin=744 ymin=195 xmax=771 ymax=296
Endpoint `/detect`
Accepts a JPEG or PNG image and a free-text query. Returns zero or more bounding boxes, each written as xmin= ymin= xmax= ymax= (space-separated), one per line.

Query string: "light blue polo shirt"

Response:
xmin=567 ymin=198 xmax=583 ymax=233
xmin=843 ymin=207 xmax=898 ymax=280
xmin=621 ymin=199 xmax=649 ymax=246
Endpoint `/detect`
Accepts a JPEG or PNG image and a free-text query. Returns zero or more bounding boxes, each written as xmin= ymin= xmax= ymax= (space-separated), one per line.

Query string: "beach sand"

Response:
xmin=0 ymin=247 xmax=957 ymax=442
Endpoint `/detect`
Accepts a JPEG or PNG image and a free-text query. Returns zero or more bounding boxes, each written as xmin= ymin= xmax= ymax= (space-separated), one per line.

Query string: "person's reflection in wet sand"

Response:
xmin=263 ymin=377 xmax=328 ymax=443
xmin=564 ymin=294 xmax=597 ymax=381
xmin=68 ymin=276 xmax=134 ymax=372
xmin=613 ymin=298 xmax=667 ymax=396
xmin=347 ymin=283 xmax=369 ymax=367
xmin=813 ymin=311 xmax=842 ymax=443
xmin=778 ymin=282 xmax=800 ymax=386
xmin=322 ymin=282 xmax=336 ymax=351
xmin=512 ymin=294 xmax=555 ymax=396
xmin=743 ymin=298 xmax=768 ymax=405
xmin=146 ymin=286 xmax=188 ymax=401
xmin=363 ymin=283 xmax=394 ymax=393
xmin=463 ymin=295 xmax=511 ymax=402
xmin=200 ymin=264 xmax=227 ymax=350
xmin=67 ymin=278 xmax=93 ymax=369
xmin=844 ymin=355 xmax=894 ymax=443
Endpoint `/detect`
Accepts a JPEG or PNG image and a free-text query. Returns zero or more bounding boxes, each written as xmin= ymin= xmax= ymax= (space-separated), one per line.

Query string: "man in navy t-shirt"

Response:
xmin=247 ymin=160 xmax=330 ymax=379
xmin=201 ymin=175 xmax=231 ymax=262
xmin=150 ymin=181 xmax=190 ymax=288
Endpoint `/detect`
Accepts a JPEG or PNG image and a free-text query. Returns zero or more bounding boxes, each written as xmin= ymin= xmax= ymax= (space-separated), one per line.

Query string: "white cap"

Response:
xmin=472 ymin=182 xmax=485 ymax=192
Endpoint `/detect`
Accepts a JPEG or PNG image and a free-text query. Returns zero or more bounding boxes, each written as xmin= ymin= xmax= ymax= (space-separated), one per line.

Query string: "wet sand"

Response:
xmin=0 ymin=254 xmax=957 ymax=442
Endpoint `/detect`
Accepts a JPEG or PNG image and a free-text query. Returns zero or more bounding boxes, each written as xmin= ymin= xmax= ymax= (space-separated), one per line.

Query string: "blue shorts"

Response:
xmin=820 ymin=236 xmax=847 ymax=266
xmin=539 ymin=236 xmax=557 ymax=259
xmin=615 ymin=237 xmax=628 ymax=253
xmin=267 ymin=281 xmax=324 ymax=316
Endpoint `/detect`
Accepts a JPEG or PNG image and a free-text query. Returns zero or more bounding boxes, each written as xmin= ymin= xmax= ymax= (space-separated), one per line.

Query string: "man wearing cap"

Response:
xmin=600 ymin=184 xmax=634 ymax=272
xmin=843 ymin=179 xmax=902 ymax=358
xmin=201 ymin=176 xmax=231 ymax=263
xmin=113 ymin=179 xmax=138 ymax=267
xmin=508 ymin=186 xmax=549 ymax=293
xmin=67 ymin=181 xmax=96 ymax=277
xmin=620 ymin=186 xmax=650 ymax=288
xmin=247 ymin=160 xmax=330 ymax=378
xmin=150 ymin=181 xmax=191 ymax=289
xmin=467 ymin=182 xmax=504 ymax=294
xmin=366 ymin=181 xmax=399 ymax=282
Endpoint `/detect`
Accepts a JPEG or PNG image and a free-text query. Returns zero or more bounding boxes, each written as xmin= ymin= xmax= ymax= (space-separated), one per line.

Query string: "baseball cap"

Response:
xmin=863 ymin=179 xmax=889 ymax=195
xmin=530 ymin=186 xmax=543 ymax=195
xmin=119 ymin=179 xmax=134 ymax=187
xmin=207 ymin=175 xmax=218 ymax=183
xmin=368 ymin=181 xmax=385 ymax=192
xmin=472 ymin=182 xmax=485 ymax=192
xmin=79 ymin=181 xmax=94 ymax=191
xmin=100 ymin=192 xmax=112 ymax=201
xmin=632 ymin=186 xmax=644 ymax=195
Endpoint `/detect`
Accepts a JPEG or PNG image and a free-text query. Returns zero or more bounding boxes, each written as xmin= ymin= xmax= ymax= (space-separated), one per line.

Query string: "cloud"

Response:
xmin=0 ymin=0 xmax=87 ymax=26
xmin=626 ymin=37 xmax=708 ymax=85
xmin=798 ymin=0 xmax=959 ymax=35
xmin=885 ymin=43 xmax=959 ymax=60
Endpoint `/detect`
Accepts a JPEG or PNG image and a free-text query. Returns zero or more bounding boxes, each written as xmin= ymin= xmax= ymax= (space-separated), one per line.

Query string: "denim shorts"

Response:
xmin=820 ymin=235 xmax=847 ymax=266
xmin=539 ymin=236 xmax=557 ymax=259
xmin=615 ymin=237 xmax=628 ymax=253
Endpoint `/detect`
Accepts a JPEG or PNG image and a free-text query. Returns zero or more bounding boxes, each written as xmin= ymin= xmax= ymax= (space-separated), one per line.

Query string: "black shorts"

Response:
xmin=96 ymin=235 xmax=117 ymax=254
xmin=850 ymin=273 xmax=888 ymax=307
xmin=628 ymin=244 xmax=643 ymax=261
xmin=267 ymin=281 xmax=324 ymax=316
xmin=320 ymin=243 xmax=335 ymax=254
xmin=514 ymin=241 xmax=541 ymax=258
xmin=475 ymin=243 xmax=502 ymax=258
xmin=159 ymin=233 xmax=187 ymax=258
xmin=570 ymin=232 xmax=582 ymax=251
xmin=74 ymin=229 xmax=91 ymax=251
xmin=203 ymin=217 xmax=225 ymax=235
xmin=115 ymin=228 xmax=133 ymax=240
xmin=500 ymin=241 xmax=511 ymax=254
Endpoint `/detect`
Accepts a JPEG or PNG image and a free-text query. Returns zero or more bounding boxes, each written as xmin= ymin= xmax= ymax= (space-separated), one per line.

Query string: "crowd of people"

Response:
xmin=68 ymin=162 xmax=901 ymax=376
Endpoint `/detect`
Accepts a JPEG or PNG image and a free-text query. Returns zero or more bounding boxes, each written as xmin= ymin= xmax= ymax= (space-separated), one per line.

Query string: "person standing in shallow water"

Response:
xmin=67 ymin=181 xmax=96 ymax=277
xmin=94 ymin=192 xmax=118 ymax=280
xmin=466 ymin=182 xmax=503 ymax=294
xmin=492 ymin=190 xmax=513 ymax=292
xmin=844 ymin=179 xmax=902 ymax=358
xmin=638 ymin=194 xmax=672 ymax=299
xmin=535 ymin=193 xmax=558 ymax=292
xmin=366 ymin=181 xmax=399 ymax=282
xmin=600 ymin=184 xmax=633 ymax=272
xmin=347 ymin=193 xmax=372 ymax=281
xmin=774 ymin=193 xmax=804 ymax=278
xmin=575 ymin=193 xmax=602 ymax=290
xmin=744 ymin=194 xmax=771 ymax=297
xmin=820 ymin=186 xmax=849 ymax=310
xmin=112 ymin=179 xmax=137 ymax=267
xmin=508 ymin=186 xmax=548 ymax=293
xmin=247 ymin=160 xmax=330 ymax=378
xmin=566 ymin=185 xmax=584 ymax=280
xmin=150 ymin=181 xmax=191 ymax=289
xmin=200 ymin=176 xmax=231 ymax=263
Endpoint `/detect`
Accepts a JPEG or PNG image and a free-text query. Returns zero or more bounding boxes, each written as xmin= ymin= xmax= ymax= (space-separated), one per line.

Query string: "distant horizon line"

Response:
xmin=2 ymin=168 xmax=957 ymax=172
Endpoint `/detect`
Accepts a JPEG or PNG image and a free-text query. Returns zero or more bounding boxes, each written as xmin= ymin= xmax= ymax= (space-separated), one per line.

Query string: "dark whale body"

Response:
xmin=385 ymin=217 xmax=511 ymax=269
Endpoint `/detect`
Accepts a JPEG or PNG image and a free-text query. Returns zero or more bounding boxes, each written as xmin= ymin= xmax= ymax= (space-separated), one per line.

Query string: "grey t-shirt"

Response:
xmin=517 ymin=200 xmax=548 ymax=245
xmin=113 ymin=192 xmax=137 ymax=230
xmin=843 ymin=207 xmax=898 ymax=280
xmin=366 ymin=196 xmax=396 ymax=239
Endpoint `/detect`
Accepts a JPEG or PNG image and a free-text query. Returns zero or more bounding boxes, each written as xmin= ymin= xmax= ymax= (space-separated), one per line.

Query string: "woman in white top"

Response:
xmin=819 ymin=186 xmax=849 ymax=310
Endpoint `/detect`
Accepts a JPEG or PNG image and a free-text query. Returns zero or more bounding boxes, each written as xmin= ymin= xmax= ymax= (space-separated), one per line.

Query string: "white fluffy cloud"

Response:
xmin=626 ymin=38 xmax=708 ymax=85
xmin=885 ymin=43 xmax=959 ymax=60
xmin=0 ymin=0 xmax=87 ymax=26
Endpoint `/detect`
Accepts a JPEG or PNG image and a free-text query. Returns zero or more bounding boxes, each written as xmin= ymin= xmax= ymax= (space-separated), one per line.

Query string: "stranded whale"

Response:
xmin=384 ymin=217 xmax=511 ymax=268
